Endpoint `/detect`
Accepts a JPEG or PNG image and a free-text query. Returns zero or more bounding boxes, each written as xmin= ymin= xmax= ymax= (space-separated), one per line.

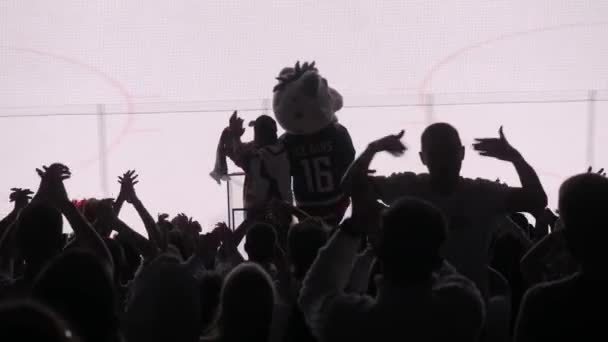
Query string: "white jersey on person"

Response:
xmin=372 ymin=173 xmax=512 ymax=298
xmin=241 ymin=142 xmax=292 ymax=209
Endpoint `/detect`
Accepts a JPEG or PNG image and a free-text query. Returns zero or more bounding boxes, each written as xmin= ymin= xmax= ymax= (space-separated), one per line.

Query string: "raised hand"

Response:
xmin=158 ymin=213 xmax=170 ymax=223
xmin=369 ymin=130 xmax=407 ymax=156
xmin=172 ymin=213 xmax=190 ymax=230
xmin=198 ymin=229 xmax=222 ymax=262
xmin=228 ymin=111 xmax=245 ymax=138
xmin=118 ymin=170 xmax=139 ymax=204
xmin=189 ymin=218 xmax=203 ymax=234
xmin=9 ymin=188 xmax=33 ymax=210
xmin=36 ymin=163 xmax=71 ymax=206
xmin=172 ymin=213 xmax=201 ymax=234
xmin=473 ymin=126 xmax=521 ymax=162
xmin=212 ymin=221 xmax=232 ymax=242
xmin=587 ymin=166 xmax=606 ymax=177
xmin=350 ymin=162 xmax=384 ymax=238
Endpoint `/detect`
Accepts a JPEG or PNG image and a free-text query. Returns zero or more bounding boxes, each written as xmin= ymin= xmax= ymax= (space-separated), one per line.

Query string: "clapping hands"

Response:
xmin=118 ymin=170 xmax=139 ymax=204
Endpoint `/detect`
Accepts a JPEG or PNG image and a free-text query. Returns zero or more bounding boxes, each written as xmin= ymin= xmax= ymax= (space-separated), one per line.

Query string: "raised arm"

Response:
xmin=0 ymin=188 xmax=34 ymax=275
xmin=118 ymin=170 xmax=163 ymax=249
xmin=97 ymin=199 xmax=158 ymax=261
xmin=273 ymin=242 xmax=296 ymax=303
xmin=298 ymin=219 xmax=363 ymax=338
xmin=0 ymin=188 xmax=32 ymax=238
xmin=215 ymin=221 xmax=247 ymax=261
xmin=341 ymin=130 xmax=406 ymax=195
xmin=37 ymin=164 xmax=113 ymax=268
xmin=112 ymin=173 xmax=128 ymax=216
xmin=224 ymin=111 xmax=252 ymax=169
xmin=299 ymin=157 xmax=382 ymax=338
xmin=473 ymin=127 xmax=548 ymax=213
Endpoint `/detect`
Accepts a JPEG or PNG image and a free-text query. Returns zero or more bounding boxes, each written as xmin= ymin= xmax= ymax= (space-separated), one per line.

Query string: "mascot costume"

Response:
xmin=272 ymin=61 xmax=355 ymax=225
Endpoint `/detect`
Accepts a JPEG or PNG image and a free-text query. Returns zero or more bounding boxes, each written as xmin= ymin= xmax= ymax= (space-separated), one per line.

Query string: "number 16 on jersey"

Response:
xmin=300 ymin=156 xmax=334 ymax=193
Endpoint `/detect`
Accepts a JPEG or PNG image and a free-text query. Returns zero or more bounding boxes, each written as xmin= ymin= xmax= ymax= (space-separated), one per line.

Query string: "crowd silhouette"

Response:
xmin=0 ymin=111 xmax=606 ymax=342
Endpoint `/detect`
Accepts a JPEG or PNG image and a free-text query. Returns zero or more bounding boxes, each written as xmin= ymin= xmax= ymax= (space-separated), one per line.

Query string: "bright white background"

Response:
xmin=1 ymin=1 xmax=608 ymax=234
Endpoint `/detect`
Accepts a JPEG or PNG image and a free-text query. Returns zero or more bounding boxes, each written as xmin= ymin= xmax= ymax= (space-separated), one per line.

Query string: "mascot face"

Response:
xmin=272 ymin=62 xmax=343 ymax=135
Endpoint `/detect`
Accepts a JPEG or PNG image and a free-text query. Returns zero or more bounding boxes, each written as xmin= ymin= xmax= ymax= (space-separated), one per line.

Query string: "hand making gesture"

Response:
xmin=228 ymin=111 xmax=246 ymax=138
xmin=118 ymin=170 xmax=139 ymax=204
xmin=35 ymin=163 xmax=72 ymax=207
xmin=369 ymin=130 xmax=407 ymax=156
xmin=9 ymin=188 xmax=33 ymax=210
xmin=473 ymin=126 xmax=521 ymax=162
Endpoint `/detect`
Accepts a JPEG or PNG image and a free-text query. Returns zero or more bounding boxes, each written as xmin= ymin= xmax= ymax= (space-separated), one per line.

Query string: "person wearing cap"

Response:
xmin=223 ymin=111 xmax=292 ymax=219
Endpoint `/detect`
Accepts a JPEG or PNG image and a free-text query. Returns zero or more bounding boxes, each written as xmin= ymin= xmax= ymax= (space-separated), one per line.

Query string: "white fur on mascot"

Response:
xmin=272 ymin=61 xmax=355 ymax=225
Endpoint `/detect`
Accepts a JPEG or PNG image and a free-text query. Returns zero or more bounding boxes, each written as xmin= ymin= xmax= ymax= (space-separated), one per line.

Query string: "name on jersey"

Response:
xmin=293 ymin=141 xmax=334 ymax=157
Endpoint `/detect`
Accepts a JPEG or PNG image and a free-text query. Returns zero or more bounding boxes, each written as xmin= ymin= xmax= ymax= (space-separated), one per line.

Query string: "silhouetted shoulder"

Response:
xmin=515 ymin=273 xmax=583 ymax=342
xmin=458 ymin=177 xmax=512 ymax=212
xmin=434 ymin=274 xmax=485 ymax=316
xmin=372 ymin=171 xmax=422 ymax=183
xmin=259 ymin=141 xmax=287 ymax=156
xmin=433 ymin=274 xmax=486 ymax=340
xmin=371 ymin=172 xmax=425 ymax=204
xmin=522 ymin=272 xmax=580 ymax=306
xmin=462 ymin=177 xmax=509 ymax=189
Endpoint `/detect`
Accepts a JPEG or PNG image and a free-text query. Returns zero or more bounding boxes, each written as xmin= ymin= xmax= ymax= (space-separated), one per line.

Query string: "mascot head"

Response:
xmin=272 ymin=61 xmax=343 ymax=135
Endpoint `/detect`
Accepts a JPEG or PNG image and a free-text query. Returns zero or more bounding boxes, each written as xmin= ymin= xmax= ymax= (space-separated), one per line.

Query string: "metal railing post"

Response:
xmin=96 ymin=104 xmax=109 ymax=197
xmin=586 ymin=90 xmax=597 ymax=168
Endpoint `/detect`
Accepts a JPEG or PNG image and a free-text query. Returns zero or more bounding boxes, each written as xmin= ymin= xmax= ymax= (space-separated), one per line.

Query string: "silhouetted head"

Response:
xmin=212 ymin=263 xmax=275 ymax=342
xmin=31 ymin=250 xmax=116 ymax=342
xmin=420 ymin=123 xmax=464 ymax=185
xmin=81 ymin=198 xmax=112 ymax=238
xmin=0 ymin=300 xmax=81 ymax=342
xmin=245 ymin=223 xmax=277 ymax=264
xmin=377 ymin=197 xmax=447 ymax=285
xmin=288 ymin=218 xmax=329 ymax=279
xmin=125 ymin=262 xmax=201 ymax=342
xmin=17 ymin=203 xmax=64 ymax=274
xmin=558 ymin=173 xmax=608 ymax=273
xmin=250 ymin=115 xmax=278 ymax=147
xmin=167 ymin=229 xmax=188 ymax=261
xmin=82 ymin=198 xmax=100 ymax=223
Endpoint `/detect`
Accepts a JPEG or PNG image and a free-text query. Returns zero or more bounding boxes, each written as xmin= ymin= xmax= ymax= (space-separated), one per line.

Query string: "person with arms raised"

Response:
xmin=220 ymin=111 xmax=292 ymax=220
xmin=342 ymin=124 xmax=547 ymax=299
xmin=299 ymin=155 xmax=485 ymax=341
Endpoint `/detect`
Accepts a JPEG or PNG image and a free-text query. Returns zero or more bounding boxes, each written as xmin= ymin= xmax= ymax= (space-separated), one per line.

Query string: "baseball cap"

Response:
xmin=249 ymin=115 xmax=277 ymax=132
